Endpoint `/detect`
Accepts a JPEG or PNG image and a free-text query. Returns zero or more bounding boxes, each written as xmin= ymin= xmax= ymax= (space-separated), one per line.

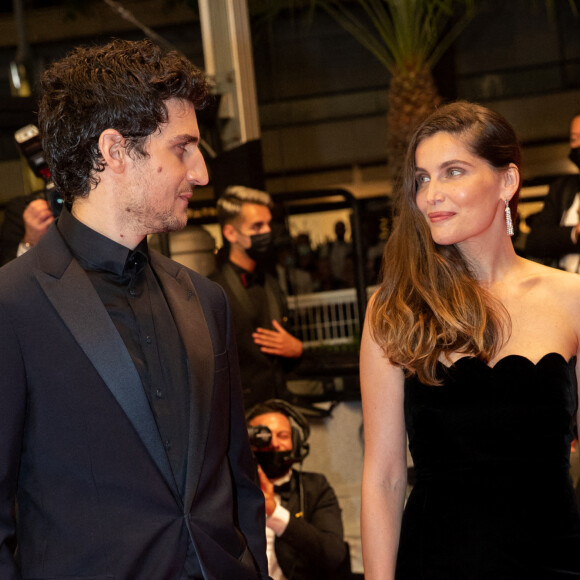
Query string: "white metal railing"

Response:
xmin=287 ymin=286 xmax=377 ymax=348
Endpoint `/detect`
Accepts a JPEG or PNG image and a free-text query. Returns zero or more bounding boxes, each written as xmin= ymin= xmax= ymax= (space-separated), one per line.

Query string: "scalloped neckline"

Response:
xmin=440 ymin=352 xmax=576 ymax=371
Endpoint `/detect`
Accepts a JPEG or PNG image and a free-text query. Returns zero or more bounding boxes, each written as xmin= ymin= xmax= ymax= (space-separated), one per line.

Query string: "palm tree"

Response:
xmin=258 ymin=0 xmax=578 ymax=180
xmin=255 ymin=0 xmax=477 ymax=180
xmin=313 ymin=0 xmax=478 ymax=181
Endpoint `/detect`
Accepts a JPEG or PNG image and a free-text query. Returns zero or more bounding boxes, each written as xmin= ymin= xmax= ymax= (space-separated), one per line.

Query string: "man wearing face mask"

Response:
xmin=525 ymin=113 xmax=580 ymax=270
xmin=211 ymin=186 xmax=303 ymax=408
xmin=246 ymin=399 xmax=349 ymax=580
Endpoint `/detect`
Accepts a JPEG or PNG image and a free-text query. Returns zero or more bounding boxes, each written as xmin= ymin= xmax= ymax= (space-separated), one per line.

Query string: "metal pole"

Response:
xmin=198 ymin=0 xmax=261 ymax=151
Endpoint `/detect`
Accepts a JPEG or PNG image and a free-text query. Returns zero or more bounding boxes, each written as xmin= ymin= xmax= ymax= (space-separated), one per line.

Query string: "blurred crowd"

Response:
xmin=271 ymin=217 xmax=387 ymax=297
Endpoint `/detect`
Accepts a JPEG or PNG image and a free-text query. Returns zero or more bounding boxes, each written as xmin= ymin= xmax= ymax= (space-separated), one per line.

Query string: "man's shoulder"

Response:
xmin=0 ymin=251 xmax=30 ymax=289
xmin=0 ymin=246 xmax=54 ymax=311
xmin=0 ymin=227 xmax=63 ymax=284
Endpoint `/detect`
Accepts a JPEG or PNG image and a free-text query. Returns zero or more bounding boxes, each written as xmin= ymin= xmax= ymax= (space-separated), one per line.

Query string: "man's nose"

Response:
xmin=186 ymin=151 xmax=209 ymax=186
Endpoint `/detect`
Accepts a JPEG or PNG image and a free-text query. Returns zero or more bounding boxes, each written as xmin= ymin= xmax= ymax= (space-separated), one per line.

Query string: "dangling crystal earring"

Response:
xmin=504 ymin=199 xmax=514 ymax=237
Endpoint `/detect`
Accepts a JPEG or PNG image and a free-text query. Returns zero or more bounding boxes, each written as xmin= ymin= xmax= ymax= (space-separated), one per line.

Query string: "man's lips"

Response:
xmin=427 ymin=211 xmax=455 ymax=223
xmin=178 ymin=191 xmax=193 ymax=201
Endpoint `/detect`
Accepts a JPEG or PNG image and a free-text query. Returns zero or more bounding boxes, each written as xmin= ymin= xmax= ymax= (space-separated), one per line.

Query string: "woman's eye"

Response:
xmin=448 ymin=168 xmax=462 ymax=177
xmin=416 ymin=174 xmax=429 ymax=186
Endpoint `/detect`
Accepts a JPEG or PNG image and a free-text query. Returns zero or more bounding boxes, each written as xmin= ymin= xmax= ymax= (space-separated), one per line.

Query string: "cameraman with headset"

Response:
xmin=247 ymin=399 xmax=350 ymax=580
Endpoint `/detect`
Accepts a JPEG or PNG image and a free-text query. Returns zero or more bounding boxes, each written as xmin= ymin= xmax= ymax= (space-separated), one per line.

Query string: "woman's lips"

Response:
xmin=427 ymin=211 xmax=455 ymax=223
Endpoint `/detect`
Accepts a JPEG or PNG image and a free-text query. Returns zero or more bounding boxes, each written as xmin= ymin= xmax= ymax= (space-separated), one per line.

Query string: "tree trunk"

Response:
xmin=386 ymin=63 xmax=441 ymax=182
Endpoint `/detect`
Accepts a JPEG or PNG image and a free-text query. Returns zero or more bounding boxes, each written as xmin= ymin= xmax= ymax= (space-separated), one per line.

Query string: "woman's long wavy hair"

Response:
xmin=369 ymin=101 xmax=522 ymax=385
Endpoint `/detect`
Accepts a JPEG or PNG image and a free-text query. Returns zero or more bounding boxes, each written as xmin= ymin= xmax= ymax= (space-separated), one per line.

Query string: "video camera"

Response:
xmin=14 ymin=124 xmax=64 ymax=218
xmin=247 ymin=424 xmax=272 ymax=448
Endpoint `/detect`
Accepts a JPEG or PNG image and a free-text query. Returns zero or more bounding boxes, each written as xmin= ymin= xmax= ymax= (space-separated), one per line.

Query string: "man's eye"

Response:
xmin=176 ymin=142 xmax=191 ymax=154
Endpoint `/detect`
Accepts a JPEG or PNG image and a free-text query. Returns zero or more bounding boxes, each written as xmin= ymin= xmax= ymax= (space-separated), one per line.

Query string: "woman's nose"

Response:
xmin=424 ymin=181 xmax=444 ymax=204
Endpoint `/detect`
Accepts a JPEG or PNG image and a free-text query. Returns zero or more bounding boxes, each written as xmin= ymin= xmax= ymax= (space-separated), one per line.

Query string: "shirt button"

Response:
xmin=165 ymin=440 xmax=171 ymax=450
xmin=156 ymin=389 xmax=163 ymax=399
xmin=129 ymin=288 xmax=136 ymax=297
xmin=146 ymin=336 xmax=152 ymax=344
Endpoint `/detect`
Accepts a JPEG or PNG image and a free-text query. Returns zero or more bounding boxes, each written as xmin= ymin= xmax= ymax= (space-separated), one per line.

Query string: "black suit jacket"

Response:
xmin=275 ymin=470 xmax=348 ymax=580
xmin=525 ymin=173 xmax=580 ymax=263
xmin=0 ymin=224 xmax=269 ymax=580
xmin=209 ymin=261 xmax=290 ymax=408
xmin=0 ymin=195 xmax=31 ymax=266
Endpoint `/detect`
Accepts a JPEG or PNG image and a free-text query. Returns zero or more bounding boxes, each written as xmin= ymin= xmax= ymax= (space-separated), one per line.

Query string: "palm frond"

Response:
xmin=315 ymin=0 xmax=479 ymax=72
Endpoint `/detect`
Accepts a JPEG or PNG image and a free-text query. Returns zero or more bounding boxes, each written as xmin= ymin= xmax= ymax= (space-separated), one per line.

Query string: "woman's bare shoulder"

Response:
xmin=520 ymin=258 xmax=580 ymax=284
xmin=519 ymin=259 xmax=580 ymax=309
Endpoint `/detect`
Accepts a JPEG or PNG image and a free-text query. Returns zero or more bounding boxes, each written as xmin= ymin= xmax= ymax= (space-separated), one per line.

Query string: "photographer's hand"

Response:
xmin=23 ymin=199 xmax=54 ymax=246
xmin=253 ymin=319 xmax=303 ymax=358
xmin=257 ymin=465 xmax=277 ymax=516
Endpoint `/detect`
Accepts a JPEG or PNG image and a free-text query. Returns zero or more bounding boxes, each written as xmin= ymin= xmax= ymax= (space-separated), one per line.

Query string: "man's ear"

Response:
xmin=223 ymin=223 xmax=237 ymax=244
xmin=98 ymin=129 xmax=126 ymax=174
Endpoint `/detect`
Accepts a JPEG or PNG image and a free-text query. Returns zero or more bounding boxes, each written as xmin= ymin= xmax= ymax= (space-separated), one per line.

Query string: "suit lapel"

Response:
xmin=152 ymin=254 xmax=214 ymax=512
xmin=34 ymin=228 xmax=180 ymax=501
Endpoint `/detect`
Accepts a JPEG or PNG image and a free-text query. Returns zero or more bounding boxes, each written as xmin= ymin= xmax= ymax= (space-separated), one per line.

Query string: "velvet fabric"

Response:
xmin=397 ymin=353 xmax=580 ymax=579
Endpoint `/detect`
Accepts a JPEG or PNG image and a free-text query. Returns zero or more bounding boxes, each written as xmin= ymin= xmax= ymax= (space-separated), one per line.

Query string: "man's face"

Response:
xmin=225 ymin=202 xmax=272 ymax=253
xmin=249 ymin=412 xmax=293 ymax=452
xmin=118 ymin=98 xmax=208 ymax=236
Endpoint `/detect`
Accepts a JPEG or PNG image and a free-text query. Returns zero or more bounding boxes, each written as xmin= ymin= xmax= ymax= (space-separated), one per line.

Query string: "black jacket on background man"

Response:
xmin=525 ymin=174 xmax=580 ymax=265
xmin=210 ymin=260 xmax=291 ymax=408
xmin=275 ymin=470 xmax=349 ymax=580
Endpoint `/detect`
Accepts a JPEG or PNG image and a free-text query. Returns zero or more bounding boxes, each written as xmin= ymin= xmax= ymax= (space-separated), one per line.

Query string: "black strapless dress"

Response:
xmin=397 ymin=353 xmax=580 ymax=579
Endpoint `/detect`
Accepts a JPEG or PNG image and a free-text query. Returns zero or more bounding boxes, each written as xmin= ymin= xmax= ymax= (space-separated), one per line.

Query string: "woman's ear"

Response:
xmin=503 ymin=163 xmax=520 ymax=200
xmin=98 ymin=129 xmax=126 ymax=174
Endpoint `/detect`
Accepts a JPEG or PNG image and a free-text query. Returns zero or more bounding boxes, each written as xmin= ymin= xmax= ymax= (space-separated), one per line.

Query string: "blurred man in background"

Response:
xmin=247 ymin=399 xmax=349 ymax=580
xmin=525 ymin=113 xmax=580 ymax=270
xmin=211 ymin=186 xmax=303 ymax=408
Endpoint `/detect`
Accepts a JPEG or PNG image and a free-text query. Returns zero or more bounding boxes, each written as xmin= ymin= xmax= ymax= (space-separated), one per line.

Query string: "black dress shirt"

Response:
xmin=57 ymin=208 xmax=190 ymax=496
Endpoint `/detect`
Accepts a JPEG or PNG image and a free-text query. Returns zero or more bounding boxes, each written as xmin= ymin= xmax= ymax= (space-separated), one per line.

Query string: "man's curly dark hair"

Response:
xmin=38 ymin=38 xmax=211 ymax=203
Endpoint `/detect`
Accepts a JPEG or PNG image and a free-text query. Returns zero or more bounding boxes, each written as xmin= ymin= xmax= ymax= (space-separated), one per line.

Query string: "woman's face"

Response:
xmin=414 ymin=131 xmax=510 ymax=247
